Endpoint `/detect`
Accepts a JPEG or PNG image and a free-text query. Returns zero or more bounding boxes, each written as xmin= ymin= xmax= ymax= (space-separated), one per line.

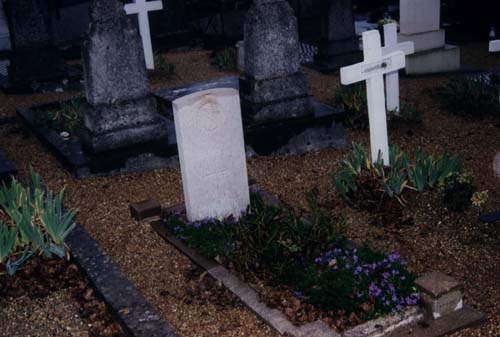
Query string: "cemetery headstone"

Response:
xmin=314 ymin=0 xmax=362 ymax=71
xmin=490 ymin=39 xmax=500 ymax=53
xmin=81 ymin=0 xmax=167 ymax=153
xmin=398 ymin=0 xmax=460 ymax=74
xmin=3 ymin=0 xmax=66 ymax=88
xmin=240 ymin=0 xmax=313 ymax=123
xmin=124 ymin=0 xmax=163 ymax=70
xmin=382 ymin=23 xmax=414 ymax=112
xmin=172 ymin=88 xmax=250 ymax=222
xmin=340 ymin=30 xmax=406 ymax=164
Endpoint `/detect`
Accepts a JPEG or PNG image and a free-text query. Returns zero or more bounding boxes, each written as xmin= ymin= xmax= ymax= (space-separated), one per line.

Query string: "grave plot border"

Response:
xmin=0 ymin=149 xmax=16 ymax=182
xmin=66 ymin=223 xmax=179 ymax=337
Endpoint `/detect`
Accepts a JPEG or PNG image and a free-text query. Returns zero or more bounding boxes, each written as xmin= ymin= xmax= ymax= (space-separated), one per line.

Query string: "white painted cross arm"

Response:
xmin=490 ymin=39 xmax=500 ymax=53
xmin=340 ymin=51 xmax=406 ymax=85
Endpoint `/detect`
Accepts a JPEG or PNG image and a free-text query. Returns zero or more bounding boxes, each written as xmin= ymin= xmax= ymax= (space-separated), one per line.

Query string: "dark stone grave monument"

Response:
xmin=2 ymin=0 xmax=80 ymax=93
xmin=17 ymin=0 xmax=175 ymax=178
xmin=313 ymin=0 xmax=362 ymax=72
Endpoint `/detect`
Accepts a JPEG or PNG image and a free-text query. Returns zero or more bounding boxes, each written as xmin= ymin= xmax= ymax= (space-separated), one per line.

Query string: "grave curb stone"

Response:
xmin=0 ymin=150 xmax=16 ymax=182
xmin=66 ymin=223 xmax=178 ymax=337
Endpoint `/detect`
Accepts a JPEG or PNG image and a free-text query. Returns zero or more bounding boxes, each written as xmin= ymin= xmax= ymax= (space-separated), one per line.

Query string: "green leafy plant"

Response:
xmin=0 ymin=171 xmax=77 ymax=275
xmin=334 ymin=83 xmax=368 ymax=129
xmin=389 ymin=103 xmax=424 ymax=124
xmin=212 ymin=47 xmax=237 ymax=71
xmin=333 ymin=143 xmax=463 ymax=207
xmin=442 ymin=172 xmax=476 ymax=212
xmin=437 ymin=74 xmax=500 ymax=118
xmin=154 ymin=52 xmax=176 ymax=80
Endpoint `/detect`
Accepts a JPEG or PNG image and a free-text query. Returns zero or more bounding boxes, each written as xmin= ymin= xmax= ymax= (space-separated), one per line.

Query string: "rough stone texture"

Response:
xmin=66 ymin=224 xmax=178 ymax=337
xmin=0 ymin=150 xmax=16 ymax=182
xmin=398 ymin=30 xmax=446 ymax=53
xmin=4 ymin=0 xmax=65 ymax=85
xmin=130 ymin=199 xmax=162 ymax=221
xmin=172 ymin=88 xmax=250 ymax=222
xmin=241 ymin=0 xmax=313 ymax=124
xmin=314 ymin=0 xmax=362 ymax=71
xmin=236 ymin=40 xmax=245 ymax=72
xmin=81 ymin=0 xmax=167 ymax=153
xmin=416 ymin=272 xmax=462 ymax=299
xmin=400 ymin=0 xmax=440 ymax=35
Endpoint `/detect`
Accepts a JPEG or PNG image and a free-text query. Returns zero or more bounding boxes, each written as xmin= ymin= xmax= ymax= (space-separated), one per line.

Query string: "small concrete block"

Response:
xmin=130 ymin=199 xmax=162 ymax=221
xmin=420 ymin=291 xmax=463 ymax=320
xmin=416 ymin=272 xmax=462 ymax=299
xmin=405 ymin=45 xmax=460 ymax=75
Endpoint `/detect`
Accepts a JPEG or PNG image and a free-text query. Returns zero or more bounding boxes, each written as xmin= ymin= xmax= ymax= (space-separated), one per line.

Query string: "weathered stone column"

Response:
xmin=240 ymin=0 xmax=313 ymax=124
xmin=81 ymin=0 xmax=167 ymax=153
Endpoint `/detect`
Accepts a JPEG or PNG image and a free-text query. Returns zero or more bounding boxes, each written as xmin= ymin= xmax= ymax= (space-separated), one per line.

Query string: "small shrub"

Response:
xmin=0 ymin=171 xmax=77 ymax=275
xmin=334 ymin=83 xmax=368 ymax=129
xmin=41 ymin=98 xmax=83 ymax=132
xmin=154 ymin=52 xmax=176 ymax=80
xmin=332 ymin=143 xmax=462 ymax=207
xmin=212 ymin=47 xmax=237 ymax=71
xmin=389 ymin=103 xmax=424 ymax=124
xmin=442 ymin=172 xmax=476 ymax=212
xmin=437 ymin=74 xmax=500 ymax=118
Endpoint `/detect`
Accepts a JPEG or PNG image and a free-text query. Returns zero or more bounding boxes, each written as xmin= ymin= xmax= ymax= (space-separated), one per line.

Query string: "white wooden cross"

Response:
xmin=382 ymin=23 xmax=414 ymax=113
xmin=124 ymin=0 xmax=163 ymax=70
xmin=340 ymin=30 xmax=406 ymax=165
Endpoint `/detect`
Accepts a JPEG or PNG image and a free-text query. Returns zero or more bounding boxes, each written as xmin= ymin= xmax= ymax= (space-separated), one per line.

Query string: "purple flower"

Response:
xmin=354 ymin=266 xmax=363 ymax=275
xmin=369 ymin=283 xmax=382 ymax=298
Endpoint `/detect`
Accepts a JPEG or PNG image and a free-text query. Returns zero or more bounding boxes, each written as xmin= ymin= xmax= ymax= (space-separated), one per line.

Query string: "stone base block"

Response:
xmin=81 ymin=96 xmax=168 ymax=153
xmin=421 ymin=290 xmax=463 ymax=320
xmin=399 ymin=30 xmax=446 ymax=53
xmin=405 ymin=45 xmax=461 ymax=75
xmin=240 ymin=72 xmax=313 ymax=123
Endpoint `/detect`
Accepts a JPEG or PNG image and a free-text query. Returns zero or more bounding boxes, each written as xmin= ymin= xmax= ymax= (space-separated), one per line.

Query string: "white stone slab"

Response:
xmin=400 ymin=0 xmax=441 ymax=35
xmin=399 ymin=30 xmax=446 ymax=53
xmin=341 ymin=30 xmax=406 ymax=165
xmin=172 ymin=88 xmax=250 ymax=222
xmin=382 ymin=23 xmax=414 ymax=113
xmin=490 ymin=40 xmax=500 ymax=53
xmin=124 ymin=0 xmax=163 ymax=70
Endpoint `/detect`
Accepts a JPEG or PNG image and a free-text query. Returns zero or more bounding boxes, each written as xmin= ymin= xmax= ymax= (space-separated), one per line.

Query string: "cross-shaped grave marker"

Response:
xmin=124 ymin=0 xmax=163 ymax=70
xmin=340 ymin=30 xmax=406 ymax=165
xmin=382 ymin=23 xmax=414 ymax=113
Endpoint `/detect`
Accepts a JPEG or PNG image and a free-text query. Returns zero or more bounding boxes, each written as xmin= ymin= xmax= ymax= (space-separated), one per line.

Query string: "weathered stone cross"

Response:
xmin=124 ymin=0 xmax=163 ymax=70
xmin=340 ymin=30 xmax=406 ymax=165
xmin=382 ymin=23 xmax=414 ymax=113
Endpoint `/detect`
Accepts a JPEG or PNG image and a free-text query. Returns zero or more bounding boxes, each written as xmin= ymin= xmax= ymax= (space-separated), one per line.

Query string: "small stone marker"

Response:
xmin=340 ymin=30 xmax=406 ymax=165
xmin=490 ymin=39 xmax=500 ymax=53
xmin=124 ymin=0 xmax=163 ymax=70
xmin=382 ymin=23 xmax=414 ymax=113
xmin=130 ymin=199 xmax=162 ymax=221
xmin=172 ymin=88 xmax=250 ymax=222
xmin=416 ymin=272 xmax=463 ymax=320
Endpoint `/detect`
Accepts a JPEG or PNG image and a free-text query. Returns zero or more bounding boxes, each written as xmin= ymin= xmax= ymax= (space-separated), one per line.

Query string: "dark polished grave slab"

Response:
xmin=0 ymin=150 xmax=16 ymax=182
xmin=17 ymin=100 xmax=177 ymax=179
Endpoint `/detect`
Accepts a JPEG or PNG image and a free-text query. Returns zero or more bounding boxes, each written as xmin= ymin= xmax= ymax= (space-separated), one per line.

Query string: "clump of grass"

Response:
xmin=211 ymin=47 xmax=237 ymax=72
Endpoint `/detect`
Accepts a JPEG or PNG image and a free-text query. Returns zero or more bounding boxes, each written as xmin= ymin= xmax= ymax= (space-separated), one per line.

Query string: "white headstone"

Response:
xmin=340 ymin=30 xmax=406 ymax=165
xmin=0 ymin=0 xmax=11 ymax=50
xmin=124 ymin=0 xmax=163 ymax=70
xmin=172 ymin=88 xmax=250 ymax=222
xmin=490 ymin=40 xmax=500 ymax=53
xmin=382 ymin=23 xmax=414 ymax=112
xmin=400 ymin=0 xmax=440 ymax=35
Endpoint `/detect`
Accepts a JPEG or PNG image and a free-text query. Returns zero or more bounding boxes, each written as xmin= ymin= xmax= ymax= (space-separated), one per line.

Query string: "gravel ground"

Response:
xmin=0 ymin=44 xmax=499 ymax=336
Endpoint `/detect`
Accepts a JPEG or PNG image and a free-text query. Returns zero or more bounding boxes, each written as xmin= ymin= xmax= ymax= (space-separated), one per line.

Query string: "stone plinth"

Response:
xmin=240 ymin=0 xmax=313 ymax=125
xmin=399 ymin=0 xmax=460 ymax=75
xmin=81 ymin=0 xmax=167 ymax=153
xmin=416 ymin=272 xmax=464 ymax=320
xmin=313 ymin=0 xmax=362 ymax=71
